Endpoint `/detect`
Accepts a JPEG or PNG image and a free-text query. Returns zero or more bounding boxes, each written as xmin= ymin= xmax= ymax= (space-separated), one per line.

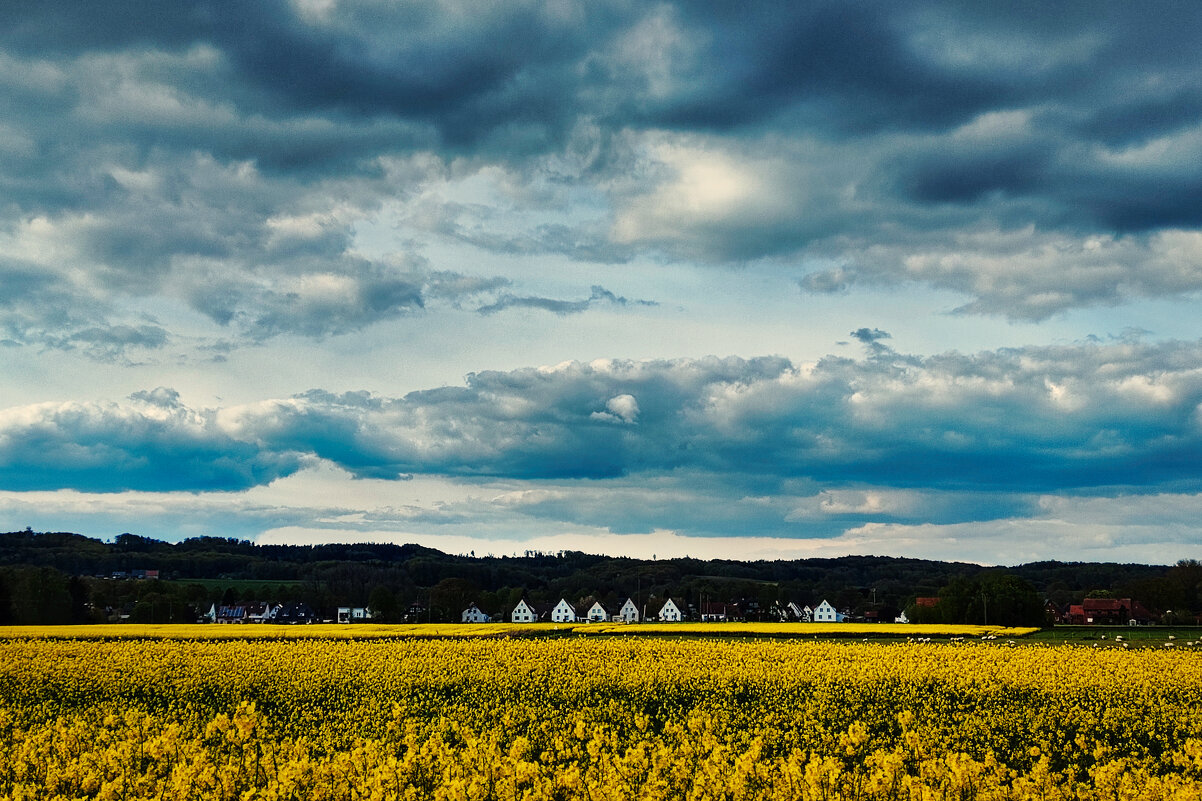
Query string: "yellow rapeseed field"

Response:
xmin=1 ymin=634 xmax=1200 ymax=799
xmin=0 ymin=622 xmax=1039 ymax=641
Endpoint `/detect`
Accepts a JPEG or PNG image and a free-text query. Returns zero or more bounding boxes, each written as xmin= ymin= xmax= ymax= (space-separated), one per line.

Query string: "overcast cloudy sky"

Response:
xmin=4 ymin=1 xmax=1202 ymax=565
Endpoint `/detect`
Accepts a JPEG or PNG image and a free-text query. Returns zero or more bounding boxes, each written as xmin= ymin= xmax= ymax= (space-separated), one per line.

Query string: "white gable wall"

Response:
xmin=462 ymin=604 xmax=490 ymax=623
xmin=511 ymin=600 xmax=538 ymax=623
xmin=814 ymin=600 xmax=837 ymax=622
xmin=551 ymin=599 xmax=577 ymax=623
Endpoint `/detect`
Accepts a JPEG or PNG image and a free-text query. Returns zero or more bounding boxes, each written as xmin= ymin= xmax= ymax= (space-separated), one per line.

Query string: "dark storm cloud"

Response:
xmin=8 ymin=339 xmax=1202 ymax=495
xmin=5 ymin=0 xmax=1202 ymax=343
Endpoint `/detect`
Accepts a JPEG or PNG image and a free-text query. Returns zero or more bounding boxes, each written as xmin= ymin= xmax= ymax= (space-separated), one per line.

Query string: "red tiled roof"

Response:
xmin=1082 ymin=598 xmax=1123 ymax=611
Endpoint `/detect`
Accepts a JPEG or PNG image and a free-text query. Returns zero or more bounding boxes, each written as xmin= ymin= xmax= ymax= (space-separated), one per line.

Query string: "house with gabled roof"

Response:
xmin=212 ymin=603 xmax=246 ymax=624
xmin=618 ymin=598 xmax=640 ymax=623
xmin=461 ymin=602 xmax=492 ymax=623
xmin=785 ymin=601 xmax=807 ymax=621
xmin=812 ymin=599 xmax=844 ymax=622
xmin=551 ymin=598 xmax=579 ymax=623
xmin=769 ymin=600 xmax=804 ymax=621
xmin=1067 ymin=598 xmax=1155 ymax=626
xmin=585 ymin=600 xmax=611 ymax=622
xmin=657 ymin=598 xmax=684 ymax=622
xmin=244 ymin=601 xmax=273 ymax=624
xmin=272 ymin=603 xmax=317 ymax=624
xmin=511 ymin=598 xmax=542 ymax=623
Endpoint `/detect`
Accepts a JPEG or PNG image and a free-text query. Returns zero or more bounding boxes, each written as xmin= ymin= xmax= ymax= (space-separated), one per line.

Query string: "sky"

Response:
xmin=3 ymin=1 xmax=1202 ymax=565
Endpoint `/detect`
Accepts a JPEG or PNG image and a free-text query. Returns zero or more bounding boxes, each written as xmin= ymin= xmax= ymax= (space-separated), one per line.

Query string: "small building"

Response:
xmin=551 ymin=599 xmax=578 ymax=623
xmin=404 ymin=601 xmax=427 ymax=623
xmin=337 ymin=606 xmax=371 ymax=624
xmin=244 ymin=601 xmax=273 ymax=624
xmin=658 ymin=598 xmax=684 ymax=622
xmin=272 ymin=603 xmax=317 ymax=624
xmin=511 ymin=599 xmax=541 ymax=623
xmin=461 ymin=602 xmax=492 ymax=623
xmin=700 ymin=602 xmax=730 ymax=622
xmin=214 ymin=604 xmax=247 ymax=624
xmin=1066 ymin=598 xmax=1155 ymax=626
xmin=1043 ymin=600 xmax=1066 ymax=624
xmin=618 ymin=598 xmax=640 ymax=623
xmin=813 ymin=600 xmax=843 ymax=623
xmin=585 ymin=601 xmax=610 ymax=622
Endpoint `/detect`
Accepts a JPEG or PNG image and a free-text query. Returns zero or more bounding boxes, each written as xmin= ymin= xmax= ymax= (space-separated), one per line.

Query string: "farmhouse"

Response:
xmin=618 ymin=598 xmax=640 ymax=623
xmin=585 ymin=601 xmax=611 ymax=622
xmin=511 ymin=599 xmax=542 ymax=623
xmin=551 ymin=598 xmax=579 ymax=623
xmin=812 ymin=600 xmax=844 ymax=622
xmin=461 ymin=602 xmax=492 ymax=623
xmin=658 ymin=598 xmax=684 ymax=622
xmin=337 ymin=606 xmax=371 ymax=624
xmin=1066 ymin=598 xmax=1154 ymax=626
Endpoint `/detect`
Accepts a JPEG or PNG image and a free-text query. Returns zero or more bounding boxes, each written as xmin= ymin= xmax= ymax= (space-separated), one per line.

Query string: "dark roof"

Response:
xmin=1082 ymin=598 xmax=1123 ymax=611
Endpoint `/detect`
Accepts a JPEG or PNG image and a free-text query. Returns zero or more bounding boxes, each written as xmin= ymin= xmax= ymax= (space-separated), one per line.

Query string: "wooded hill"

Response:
xmin=0 ymin=529 xmax=1193 ymax=627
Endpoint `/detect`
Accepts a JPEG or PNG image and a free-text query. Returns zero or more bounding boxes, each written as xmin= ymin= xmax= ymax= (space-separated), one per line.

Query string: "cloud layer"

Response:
xmin=6 ymin=3 xmax=1202 ymax=563
xmin=5 ymin=1 xmax=1202 ymax=364
xmin=6 ymin=338 xmax=1202 ymax=499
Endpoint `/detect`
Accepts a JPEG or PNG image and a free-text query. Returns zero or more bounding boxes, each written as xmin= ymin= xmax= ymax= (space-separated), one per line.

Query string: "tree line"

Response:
xmin=0 ymin=530 xmax=1194 ymax=627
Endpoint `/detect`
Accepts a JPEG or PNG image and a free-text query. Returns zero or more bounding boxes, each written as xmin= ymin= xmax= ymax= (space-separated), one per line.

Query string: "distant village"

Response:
xmin=206 ymin=597 xmax=856 ymax=625
xmin=203 ymin=595 xmax=1161 ymax=627
xmin=7 ymin=532 xmax=1192 ymax=628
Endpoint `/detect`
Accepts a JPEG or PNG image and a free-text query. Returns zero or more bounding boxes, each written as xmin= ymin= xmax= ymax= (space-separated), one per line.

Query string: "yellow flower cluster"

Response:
xmin=1 ymin=636 xmax=1200 ymax=799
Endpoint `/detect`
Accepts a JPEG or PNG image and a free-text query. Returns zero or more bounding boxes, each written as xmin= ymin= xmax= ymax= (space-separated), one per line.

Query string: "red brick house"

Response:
xmin=1066 ymin=598 xmax=1155 ymax=625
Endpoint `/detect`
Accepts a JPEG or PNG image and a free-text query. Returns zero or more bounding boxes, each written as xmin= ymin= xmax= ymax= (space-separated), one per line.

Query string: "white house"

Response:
xmin=586 ymin=601 xmax=610 ymax=622
xmin=658 ymin=598 xmax=683 ymax=622
xmin=618 ymin=598 xmax=639 ymax=623
xmin=337 ymin=606 xmax=371 ymax=624
xmin=813 ymin=600 xmax=844 ymax=622
xmin=511 ymin=599 xmax=540 ymax=623
xmin=551 ymin=598 xmax=578 ymax=623
xmin=461 ymin=602 xmax=491 ymax=623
